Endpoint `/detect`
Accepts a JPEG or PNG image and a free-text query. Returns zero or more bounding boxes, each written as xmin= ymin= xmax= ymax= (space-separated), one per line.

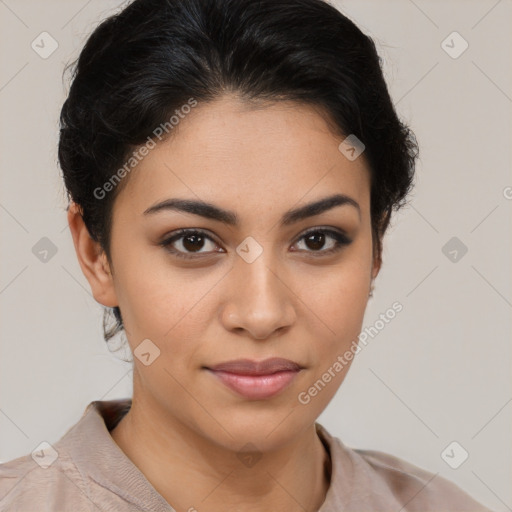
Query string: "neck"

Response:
xmin=110 ymin=394 xmax=331 ymax=512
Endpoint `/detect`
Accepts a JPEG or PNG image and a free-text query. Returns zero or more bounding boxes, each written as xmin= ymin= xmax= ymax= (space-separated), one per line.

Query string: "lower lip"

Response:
xmin=207 ymin=369 xmax=300 ymax=400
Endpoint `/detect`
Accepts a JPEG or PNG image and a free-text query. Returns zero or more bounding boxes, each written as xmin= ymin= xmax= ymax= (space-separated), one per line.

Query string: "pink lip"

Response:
xmin=206 ymin=358 xmax=302 ymax=400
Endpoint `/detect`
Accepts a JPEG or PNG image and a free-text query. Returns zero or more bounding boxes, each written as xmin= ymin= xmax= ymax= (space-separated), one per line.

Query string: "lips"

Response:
xmin=207 ymin=357 xmax=301 ymax=375
xmin=206 ymin=357 xmax=302 ymax=400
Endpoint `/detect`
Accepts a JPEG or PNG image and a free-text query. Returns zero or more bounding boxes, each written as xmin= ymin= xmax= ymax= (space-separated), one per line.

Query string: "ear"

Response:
xmin=369 ymin=234 xmax=383 ymax=296
xmin=371 ymin=214 xmax=387 ymax=284
xmin=371 ymin=245 xmax=382 ymax=281
xmin=67 ymin=201 xmax=118 ymax=308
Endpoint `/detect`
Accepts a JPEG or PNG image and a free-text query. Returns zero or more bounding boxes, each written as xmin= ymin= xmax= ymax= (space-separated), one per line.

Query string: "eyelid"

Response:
xmin=293 ymin=225 xmax=351 ymax=243
xmin=290 ymin=226 xmax=352 ymax=257
xmin=162 ymin=227 xmax=219 ymax=244
xmin=159 ymin=228 xmax=222 ymax=259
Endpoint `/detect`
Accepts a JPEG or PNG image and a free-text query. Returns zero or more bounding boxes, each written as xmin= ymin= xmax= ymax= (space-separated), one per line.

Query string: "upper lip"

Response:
xmin=207 ymin=357 xmax=302 ymax=375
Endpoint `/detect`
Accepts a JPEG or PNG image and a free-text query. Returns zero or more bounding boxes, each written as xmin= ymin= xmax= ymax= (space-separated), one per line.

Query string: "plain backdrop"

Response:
xmin=0 ymin=0 xmax=510 ymax=510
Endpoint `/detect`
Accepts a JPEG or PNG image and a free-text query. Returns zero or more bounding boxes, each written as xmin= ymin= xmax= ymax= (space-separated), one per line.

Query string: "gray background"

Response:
xmin=0 ymin=0 xmax=510 ymax=510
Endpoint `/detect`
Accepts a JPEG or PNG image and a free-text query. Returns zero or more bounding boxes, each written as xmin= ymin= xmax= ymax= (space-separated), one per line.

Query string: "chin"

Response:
xmin=199 ymin=405 xmax=314 ymax=452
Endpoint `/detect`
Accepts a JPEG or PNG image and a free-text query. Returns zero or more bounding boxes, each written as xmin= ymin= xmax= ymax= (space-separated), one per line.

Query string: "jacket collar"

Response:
xmin=56 ymin=398 xmax=353 ymax=511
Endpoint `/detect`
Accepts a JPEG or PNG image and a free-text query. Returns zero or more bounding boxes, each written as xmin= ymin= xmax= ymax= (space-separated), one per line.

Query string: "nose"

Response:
xmin=220 ymin=251 xmax=296 ymax=340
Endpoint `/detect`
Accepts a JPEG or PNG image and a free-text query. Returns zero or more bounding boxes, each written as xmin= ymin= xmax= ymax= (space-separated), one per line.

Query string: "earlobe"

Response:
xmin=371 ymin=256 xmax=381 ymax=281
xmin=371 ymin=243 xmax=382 ymax=280
xmin=369 ymin=244 xmax=382 ymax=297
xmin=67 ymin=202 xmax=118 ymax=308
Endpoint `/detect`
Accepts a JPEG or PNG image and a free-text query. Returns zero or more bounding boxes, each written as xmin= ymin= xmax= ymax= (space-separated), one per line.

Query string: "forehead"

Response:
xmin=114 ymin=95 xmax=371 ymax=223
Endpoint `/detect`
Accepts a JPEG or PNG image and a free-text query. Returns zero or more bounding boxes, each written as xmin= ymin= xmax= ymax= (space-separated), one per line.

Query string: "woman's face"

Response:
xmin=101 ymin=95 xmax=379 ymax=451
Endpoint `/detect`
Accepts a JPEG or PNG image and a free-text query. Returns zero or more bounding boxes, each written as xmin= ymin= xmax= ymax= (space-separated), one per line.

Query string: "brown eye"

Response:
xmin=180 ymin=232 xmax=207 ymax=252
xmin=304 ymin=231 xmax=327 ymax=251
xmin=160 ymin=229 xmax=223 ymax=259
xmin=292 ymin=228 xmax=352 ymax=256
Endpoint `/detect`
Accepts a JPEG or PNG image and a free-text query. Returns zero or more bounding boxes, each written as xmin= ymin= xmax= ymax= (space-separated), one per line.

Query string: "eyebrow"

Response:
xmin=143 ymin=193 xmax=361 ymax=226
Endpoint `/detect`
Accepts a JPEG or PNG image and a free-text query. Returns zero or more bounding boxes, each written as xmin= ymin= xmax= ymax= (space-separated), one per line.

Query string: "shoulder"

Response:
xmin=316 ymin=423 xmax=494 ymax=511
xmin=0 ymin=399 xmax=154 ymax=512
xmin=352 ymin=446 xmax=494 ymax=511
xmin=0 ymin=450 xmax=92 ymax=511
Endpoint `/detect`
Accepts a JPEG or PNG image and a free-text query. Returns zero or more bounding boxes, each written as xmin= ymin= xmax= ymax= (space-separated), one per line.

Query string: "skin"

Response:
xmin=68 ymin=94 xmax=381 ymax=512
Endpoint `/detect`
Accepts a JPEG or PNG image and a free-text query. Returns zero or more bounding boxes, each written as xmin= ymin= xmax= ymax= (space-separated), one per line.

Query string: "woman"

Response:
xmin=0 ymin=0 xmax=495 ymax=510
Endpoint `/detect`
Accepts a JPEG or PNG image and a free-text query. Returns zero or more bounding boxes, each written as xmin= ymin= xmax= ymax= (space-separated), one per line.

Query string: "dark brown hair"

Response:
xmin=58 ymin=0 xmax=419 ymax=342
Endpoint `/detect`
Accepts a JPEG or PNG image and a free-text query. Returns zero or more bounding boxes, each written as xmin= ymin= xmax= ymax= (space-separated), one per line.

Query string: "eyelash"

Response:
xmin=159 ymin=227 xmax=352 ymax=260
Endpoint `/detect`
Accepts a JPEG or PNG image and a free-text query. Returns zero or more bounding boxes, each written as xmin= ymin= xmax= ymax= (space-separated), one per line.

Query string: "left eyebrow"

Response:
xmin=143 ymin=193 xmax=361 ymax=226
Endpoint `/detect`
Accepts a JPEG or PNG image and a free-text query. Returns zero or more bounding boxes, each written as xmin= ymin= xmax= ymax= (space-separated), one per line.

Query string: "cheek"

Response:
xmin=113 ymin=251 xmax=219 ymax=364
xmin=114 ymin=226 xmax=372 ymax=358
xmin=302 ymin=267 xmax=370 ymax=350
xmin=295 ymin=243 xmax=373 ymax=364
xmin=292 ymin=264 xmax=371 ymax=412
xmin=300 ymin=242 xmax=372 ymax=320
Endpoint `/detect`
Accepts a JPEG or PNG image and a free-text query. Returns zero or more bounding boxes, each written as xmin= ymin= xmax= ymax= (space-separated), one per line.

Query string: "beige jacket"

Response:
xmin=0 ymin=399 xmax=494 ymax=511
